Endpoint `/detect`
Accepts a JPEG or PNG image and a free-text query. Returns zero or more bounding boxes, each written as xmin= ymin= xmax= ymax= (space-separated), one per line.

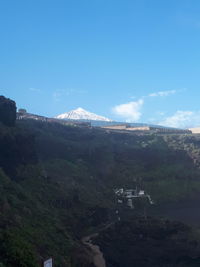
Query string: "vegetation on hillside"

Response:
xmin=1 ymin=103 xmax=200 ymax=265
xmin=95 ymin=216 xmax=200 ymax=267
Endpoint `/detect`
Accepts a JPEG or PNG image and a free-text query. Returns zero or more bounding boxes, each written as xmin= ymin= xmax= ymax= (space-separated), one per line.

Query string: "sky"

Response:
xmin=1 ymin=0 xmax=200 ymax=128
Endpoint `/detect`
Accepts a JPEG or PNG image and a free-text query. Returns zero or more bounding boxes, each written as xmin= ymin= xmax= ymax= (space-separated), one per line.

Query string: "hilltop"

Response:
xmin=55 ymin=107 xmax=112 ymax=122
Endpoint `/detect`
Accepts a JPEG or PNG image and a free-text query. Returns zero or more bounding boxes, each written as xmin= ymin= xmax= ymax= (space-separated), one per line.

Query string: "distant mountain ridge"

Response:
xmin=17 ymin=107 xmax=188 ymax=130
xmin=55 ymin=107 xmax=112 ymax=122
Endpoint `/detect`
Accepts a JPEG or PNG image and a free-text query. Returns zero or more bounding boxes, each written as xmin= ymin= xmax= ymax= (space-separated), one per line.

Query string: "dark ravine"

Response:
xmin=81 ymin=223 xmax=115 ymax=267
xmin=94 ymin=217 xmax=200 ymax=267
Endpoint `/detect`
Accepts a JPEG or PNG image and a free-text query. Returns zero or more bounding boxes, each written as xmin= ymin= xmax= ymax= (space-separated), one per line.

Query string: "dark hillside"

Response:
xmin=0 ymin=96 xmax=16 ymax=127
xmin=94 ymin=217 xmax=200 ymax=267
xmin=1 ymin=114 xmax=200 ymax=266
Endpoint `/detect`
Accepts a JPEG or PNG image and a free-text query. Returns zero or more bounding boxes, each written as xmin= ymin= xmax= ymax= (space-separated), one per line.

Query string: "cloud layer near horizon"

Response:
xmin=111 ymin=89 xmax=200 ymax=128
xmin=112 ymin=89 xmax=178 ymax=123
xmin=159 ymin=110 xmax=200 ymax=129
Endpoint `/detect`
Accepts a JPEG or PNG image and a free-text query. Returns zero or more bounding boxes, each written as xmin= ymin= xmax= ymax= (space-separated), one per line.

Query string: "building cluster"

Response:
xmin=189 ymin=127 xmax=200 ymax=134
xmin=114 ymin=188 xmax=154 ymax=209
xmin=102 ymin=124 xmax=192 ymax=134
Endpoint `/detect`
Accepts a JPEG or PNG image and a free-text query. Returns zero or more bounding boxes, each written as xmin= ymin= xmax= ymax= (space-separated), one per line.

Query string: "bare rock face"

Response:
xmin=0 ymin=96 xmax=16 ymax=126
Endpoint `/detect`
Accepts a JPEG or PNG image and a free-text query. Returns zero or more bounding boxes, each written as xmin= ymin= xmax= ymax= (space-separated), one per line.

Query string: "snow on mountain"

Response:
xmin=55 ymin=107 xmax=112 ymax=122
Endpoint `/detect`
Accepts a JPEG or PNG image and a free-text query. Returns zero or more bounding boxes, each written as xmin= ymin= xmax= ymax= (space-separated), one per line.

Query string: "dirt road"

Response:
xmin=82 ymin=233 xmax=106 ymax=267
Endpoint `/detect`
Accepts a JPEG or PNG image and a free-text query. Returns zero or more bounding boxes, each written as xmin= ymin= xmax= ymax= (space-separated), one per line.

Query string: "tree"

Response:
xmin=18 ymin=108 xmax=27 ymax=114
xmin=0 ymin=96 xmax=16 ymax=126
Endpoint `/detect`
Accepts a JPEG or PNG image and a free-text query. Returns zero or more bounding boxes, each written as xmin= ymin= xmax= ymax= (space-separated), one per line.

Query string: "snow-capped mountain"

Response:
xmin=55 ymin=107 xmax=112 ymax=122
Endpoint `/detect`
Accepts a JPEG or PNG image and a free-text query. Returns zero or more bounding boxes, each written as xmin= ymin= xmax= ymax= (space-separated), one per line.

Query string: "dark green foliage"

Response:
xmin=0 ymin=125 xmax=37 ymax=178
xmin=18 ymin=108 xmax=27 ymax=114
xmin=0 ymin=230 xmax=38 ymax=267
xmin=0 ymin=96 xmax=16 ymax=126
xmin=1 ymin=117 xmax=200 ymax=265
xmin=95 ymin=217 xmax=200 ymax=267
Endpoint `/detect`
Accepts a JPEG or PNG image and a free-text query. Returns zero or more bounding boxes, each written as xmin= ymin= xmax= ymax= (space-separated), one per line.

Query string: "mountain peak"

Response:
xmin=55 ymin=108 xmax=112 ymax=122
xmin=76 ymin=107 xmax=86 ymax=112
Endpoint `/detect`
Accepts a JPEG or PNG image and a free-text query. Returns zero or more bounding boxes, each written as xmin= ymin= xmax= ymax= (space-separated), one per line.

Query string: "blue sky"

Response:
xmin=1 ymin=0 xmax=200 ymax=128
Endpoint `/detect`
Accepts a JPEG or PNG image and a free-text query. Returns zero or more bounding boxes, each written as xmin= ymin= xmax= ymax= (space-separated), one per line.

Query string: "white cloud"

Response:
xmin=148 ymin=88 xmax=187 ymax=98
xmin=157 ymin=111 xmax=165 ymax=116
xmin=29 ymin=87 xmax=42 ymax=93
xmin=53 ymin=88 xmax=87 ymax=102
xmin=159 ymin=110 xmax=200 ymax=128
xmin=52 ymin=91 xmax=62 ymax=102
xmin=112 ymin=99 xmax=144 ymax=122
xmin=148 ymin=90 xmax=177 ymax=97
